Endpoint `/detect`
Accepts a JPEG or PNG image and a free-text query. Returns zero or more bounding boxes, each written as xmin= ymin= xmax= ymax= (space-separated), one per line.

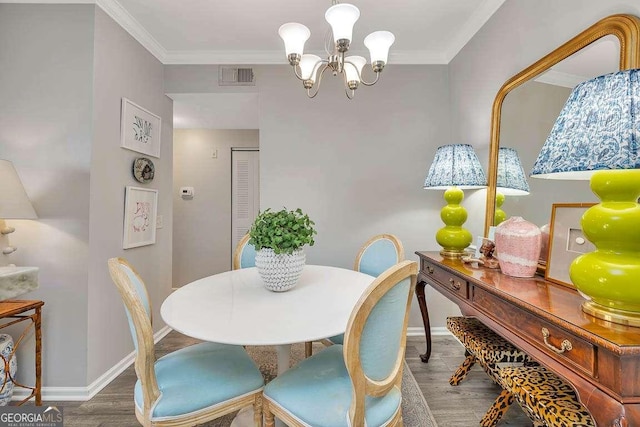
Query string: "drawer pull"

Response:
xmin=448 ymin=278 xmax=461 ymax=290
xmin=541 ymin=327 xmax=573 ymax=354
xmin=427 ymin=266 xmax=434 ymax=274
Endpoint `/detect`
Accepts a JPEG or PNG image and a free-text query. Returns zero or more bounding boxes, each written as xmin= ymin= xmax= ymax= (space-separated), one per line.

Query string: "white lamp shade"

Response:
xmin=0 ymin=160 xmax=37 ymax=219
xmin=364 ymin=31 xmax=395 ymax=64
xmin=299 ymin=54 xmax=321 ymax=81
xmin=278 ymin=22 xmax=311 ymax=57
xmin=344 ymin=56 xmax=366 ymax=83
xmin=325 ymin=3 xmax=360 ymax=43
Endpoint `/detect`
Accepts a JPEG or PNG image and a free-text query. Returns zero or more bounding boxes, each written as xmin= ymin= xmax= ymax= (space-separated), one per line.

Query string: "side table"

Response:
xmin=0 ymin=300 xmax=43 ymax=405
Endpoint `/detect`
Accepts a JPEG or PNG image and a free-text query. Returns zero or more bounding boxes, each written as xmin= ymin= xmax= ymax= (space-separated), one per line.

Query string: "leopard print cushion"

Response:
xmin=500 ymin=366 xmax=595 ymax=427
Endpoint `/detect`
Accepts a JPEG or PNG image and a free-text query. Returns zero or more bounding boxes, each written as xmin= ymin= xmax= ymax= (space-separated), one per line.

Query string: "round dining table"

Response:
xmin=162 ymin=265 xmax=374 ymax=372
xmin=161 ymin=264 xmax=374 ymax=426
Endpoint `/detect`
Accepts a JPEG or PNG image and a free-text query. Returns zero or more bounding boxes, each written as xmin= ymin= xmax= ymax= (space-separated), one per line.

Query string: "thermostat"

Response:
xmin=180 ymin=187 xmax=194 ymax=199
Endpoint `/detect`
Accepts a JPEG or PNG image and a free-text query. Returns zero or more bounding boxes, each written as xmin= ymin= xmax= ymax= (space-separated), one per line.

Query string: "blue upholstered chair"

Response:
xmin=108 ymin=257 xmax=264 ymax=427
xmin=304 ymin=234 xmax=405 ymax=357
xmin=233 ymin=233 xmax=257 ymax=270
xmin=263 ymin=260 xmax=418 ymax=427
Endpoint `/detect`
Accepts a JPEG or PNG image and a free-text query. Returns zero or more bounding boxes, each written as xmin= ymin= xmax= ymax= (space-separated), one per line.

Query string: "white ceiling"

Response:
xmin=81 ymin=0 xmax=507 ymax=64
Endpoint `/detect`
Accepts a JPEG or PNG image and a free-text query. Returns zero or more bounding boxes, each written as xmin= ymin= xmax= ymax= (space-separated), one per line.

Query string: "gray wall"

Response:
xmin=257 ymin=64 xmax=463 ymax=328
xmin=87 ymin=7 xmax=173 ymax=384
xmin=173 ymin=129 xmax=258 ymax=287
xmin=0 ymin=4 xmax=173 ymax=388
xmin=0 ymin=4 xmax=94 ymax=387
xmin=449 ymin=0 xmax=640 ymax=224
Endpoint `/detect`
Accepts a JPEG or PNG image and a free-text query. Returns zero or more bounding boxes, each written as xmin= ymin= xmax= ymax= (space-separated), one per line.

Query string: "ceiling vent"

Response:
xmin=219 ymin=67 xmax=255 ymax=86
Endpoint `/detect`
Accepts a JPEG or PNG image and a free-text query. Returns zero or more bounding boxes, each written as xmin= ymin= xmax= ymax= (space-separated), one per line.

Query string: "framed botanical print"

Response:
xmin=123 ymin=186 xmax=158 ymax=249
xmin=120 ymin=98 xmax=162 ymax=158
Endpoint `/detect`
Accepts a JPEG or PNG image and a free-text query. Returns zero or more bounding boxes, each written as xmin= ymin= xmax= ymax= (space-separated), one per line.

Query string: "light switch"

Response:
xmin=156 ymin=215 xmax=164 ymax=229
xmin=212 ymin=149 xmax=218 ymax=159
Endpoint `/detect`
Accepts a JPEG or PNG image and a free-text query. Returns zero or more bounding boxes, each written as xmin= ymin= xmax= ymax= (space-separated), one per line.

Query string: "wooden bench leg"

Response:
xmin=449 ymin=353 xmax=476 ymax=386
xmin=480 ymin=389 xmax=514 ymax=427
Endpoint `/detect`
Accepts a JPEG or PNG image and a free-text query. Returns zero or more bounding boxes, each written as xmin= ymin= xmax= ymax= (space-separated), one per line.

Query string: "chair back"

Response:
xmin=354 ymin=234 xmax=404 ymax=277
xmin=233 ymin=233 xmax=257 ymax=270
xmin=107 ymin=257 xmax=160 ymax=420
xmin=343 ymin=260 xmax=418 ymax=426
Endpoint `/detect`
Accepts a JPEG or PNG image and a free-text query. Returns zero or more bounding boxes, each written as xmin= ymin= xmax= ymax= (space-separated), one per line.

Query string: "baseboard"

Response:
xmin=13 ymin=326 xmax=172 ymax=402
xmin=17 ymin=325 xmax=447 ymax=402
xmin=407 ymin=326 xmax=451 ymax=337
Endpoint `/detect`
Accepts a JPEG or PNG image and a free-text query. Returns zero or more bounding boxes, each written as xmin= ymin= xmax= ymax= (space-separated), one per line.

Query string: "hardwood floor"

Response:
xmin=406 ymin=335 xmax=532 ymax=426
xmin=38 ymin=333 xmax=531 ymax=426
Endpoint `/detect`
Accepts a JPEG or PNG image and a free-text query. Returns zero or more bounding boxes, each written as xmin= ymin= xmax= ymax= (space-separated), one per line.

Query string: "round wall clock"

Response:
xmin=132 ymin=157 xmax=155 ymax=183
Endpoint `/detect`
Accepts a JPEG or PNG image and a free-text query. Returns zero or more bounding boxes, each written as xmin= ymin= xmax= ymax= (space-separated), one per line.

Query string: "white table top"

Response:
xmin=161 ymin=265 xmax=375 ymax=346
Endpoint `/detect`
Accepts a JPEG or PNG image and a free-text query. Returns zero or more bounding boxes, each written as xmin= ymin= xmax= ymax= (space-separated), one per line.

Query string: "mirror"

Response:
xmin=484 ymin=14 xmax=640 ymax=236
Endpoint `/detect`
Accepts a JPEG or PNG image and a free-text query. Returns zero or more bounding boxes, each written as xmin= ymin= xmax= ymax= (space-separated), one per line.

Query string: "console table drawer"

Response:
xmin=421 ymin=260 xmax=468 ymax=299
xmin=473 ymin=287 xmax=595 ymax=377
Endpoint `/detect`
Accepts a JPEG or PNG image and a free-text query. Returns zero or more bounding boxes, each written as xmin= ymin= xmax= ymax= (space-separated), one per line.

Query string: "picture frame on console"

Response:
xmin=545 ymin=203 xmax=595 ymax=289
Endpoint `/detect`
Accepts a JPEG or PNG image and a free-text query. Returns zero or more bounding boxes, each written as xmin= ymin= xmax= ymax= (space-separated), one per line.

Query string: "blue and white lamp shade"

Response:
xmin=497 ymin=147 xmax=529 ymax=195
xmin=423 ymin=144 xmax=487 ymax=190
xmin=531 ymin=69 xmax=640 ymax=179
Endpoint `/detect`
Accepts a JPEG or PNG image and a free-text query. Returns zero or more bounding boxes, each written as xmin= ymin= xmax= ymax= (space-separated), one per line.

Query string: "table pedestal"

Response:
xmin=231 ymin=344 xmax=291 ymax=427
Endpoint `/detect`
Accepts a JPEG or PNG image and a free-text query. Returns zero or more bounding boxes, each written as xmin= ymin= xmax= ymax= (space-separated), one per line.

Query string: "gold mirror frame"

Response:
xmin=483 ymin=14 xmax=640 ymax=237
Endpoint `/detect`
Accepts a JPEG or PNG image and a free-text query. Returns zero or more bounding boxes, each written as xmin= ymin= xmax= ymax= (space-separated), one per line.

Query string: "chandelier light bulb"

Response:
xmin=344 ymin=56 xmax=366 ymax=86
xmin=364 ymin=31 xmax=395 ymax=69
xmin=299 ymin=54 xmax=322 ymax=82
xmin=325 ymin=3 xmax=360 ymax=46
xmin=278 ymin=23 xmax=311 ymax=60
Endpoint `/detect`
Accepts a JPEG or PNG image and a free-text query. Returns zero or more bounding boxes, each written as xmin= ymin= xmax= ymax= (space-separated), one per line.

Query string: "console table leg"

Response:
xmin=415 ymin=280 xmax=432 ymax=363
xmin=35 ymin=307 xmax=42 ymax=406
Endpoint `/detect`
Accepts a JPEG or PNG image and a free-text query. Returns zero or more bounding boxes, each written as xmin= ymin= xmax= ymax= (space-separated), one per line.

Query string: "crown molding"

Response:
xmin=444 ymin=0 xmax=507 ymax=63
xmin=95 ymin=0 xmax=167 ymax=62
xmin=2 ymin=0 xmax=493 ymax=66
xmin=534 ymin=70 xmax=587 ymax=88
xmin=163 ymin=49 xmax=449 ymax=65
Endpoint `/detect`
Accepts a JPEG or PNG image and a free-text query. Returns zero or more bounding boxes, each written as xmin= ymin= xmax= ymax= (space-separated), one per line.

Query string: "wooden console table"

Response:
xmin=0 ymin=300 xmax=43 ymax=405
xmin=416 ymin=251 xmax=640 ymax=427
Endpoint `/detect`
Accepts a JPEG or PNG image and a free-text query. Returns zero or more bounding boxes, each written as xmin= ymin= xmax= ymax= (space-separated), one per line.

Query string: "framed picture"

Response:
xmin=545 ymin=203 xmax=596 ymax=288
xmin=123 ymin=186 xmax=158 ymax=249
xmin=120 ymin=98 xmax=162 ymax=158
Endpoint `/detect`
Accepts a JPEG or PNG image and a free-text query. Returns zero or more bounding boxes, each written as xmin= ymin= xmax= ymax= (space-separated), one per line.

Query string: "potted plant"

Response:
xmin=249 ymin=208 xmax=317 ymax=292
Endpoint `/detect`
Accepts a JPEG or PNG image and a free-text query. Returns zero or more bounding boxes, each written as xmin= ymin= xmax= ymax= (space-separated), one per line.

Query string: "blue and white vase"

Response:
xmin=0 ymin=334 xmax=16 ymax=406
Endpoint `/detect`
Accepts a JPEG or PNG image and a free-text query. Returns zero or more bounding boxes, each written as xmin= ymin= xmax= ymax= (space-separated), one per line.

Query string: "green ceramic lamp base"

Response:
xmin=570 ymin=169 xmax=640 ymax=325
xmin=494 ymin=192 xmax=506 ymax=225
xmin=436 ymin=186 xmax=472 ymax=258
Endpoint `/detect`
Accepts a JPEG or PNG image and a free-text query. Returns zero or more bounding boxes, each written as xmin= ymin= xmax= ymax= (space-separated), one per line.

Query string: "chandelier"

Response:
xmin=278 ymin=1 xmax=395 ymax=99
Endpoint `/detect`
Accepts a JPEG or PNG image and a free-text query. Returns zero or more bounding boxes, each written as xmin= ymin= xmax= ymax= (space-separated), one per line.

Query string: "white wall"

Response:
xmin=87 ymin=7 xmax=173 ymax=384
xmin=0 ymin=4 xmax=94 ymax=387
xmin=257 ymin=65 xmax=463 ymax=328
xmin=173 ymin=129 xmax=258 ymax=287
xmin=449 ymin=0 xmax=640 ymax=225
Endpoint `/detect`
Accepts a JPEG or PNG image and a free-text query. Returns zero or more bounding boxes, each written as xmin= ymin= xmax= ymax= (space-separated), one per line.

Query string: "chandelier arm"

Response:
xmin=358 ymin=69 xmax=381 ymax=86
xmin=345 ymin=88 xmax=355 ymax=99
xmin=306 ymin=63 xmax=330 ymax=98
xmin=293 ymin=65 xmax=305 ymax=81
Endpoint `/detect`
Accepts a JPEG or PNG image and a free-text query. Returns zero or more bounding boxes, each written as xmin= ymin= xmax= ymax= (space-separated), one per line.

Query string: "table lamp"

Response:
xmin=0 ymin=160 xmax=37 ymax=260
xmin=495 ymin=147 xmax=530 ymax=225
xmin=424 ymin=144 xmax=486 ymax=258
xmin=530 ymin=69 xmax=640 ymax=326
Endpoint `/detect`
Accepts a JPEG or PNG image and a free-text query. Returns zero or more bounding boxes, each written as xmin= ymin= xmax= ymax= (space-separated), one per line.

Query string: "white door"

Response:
xmin=231 ymin=149 xmax=259 ymax=260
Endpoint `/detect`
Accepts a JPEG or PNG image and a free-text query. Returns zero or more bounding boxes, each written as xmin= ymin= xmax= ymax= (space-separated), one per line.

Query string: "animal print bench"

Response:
xmin=499 ymin=365 xmax=595 ymax=427
xmin=446 ymin=316 xmax=532 ymax=426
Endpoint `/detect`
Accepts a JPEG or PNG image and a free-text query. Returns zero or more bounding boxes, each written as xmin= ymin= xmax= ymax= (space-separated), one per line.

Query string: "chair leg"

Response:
xmin=253 ymin=394 xmax=263 ymax=427
xmin=449 ymin=354 xmax=477 ymax=386
xmin=264 ymin=400 xmax=275 ymax=427
xmin=305 ymin=341 xmax=313 ymax=358
xmin=480 ymin=389 xmax=514 ymax=427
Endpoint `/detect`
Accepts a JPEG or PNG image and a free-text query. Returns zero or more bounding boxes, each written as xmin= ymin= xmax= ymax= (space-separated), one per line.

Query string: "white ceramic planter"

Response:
xmin=255 ymin=248 xmax=305 ymax=292
xmin=0 ymin=334 xmax=16 ymax=406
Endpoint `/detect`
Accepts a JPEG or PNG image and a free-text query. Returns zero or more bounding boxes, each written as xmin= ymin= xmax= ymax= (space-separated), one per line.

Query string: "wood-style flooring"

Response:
xmin=36 ymin=333 xmax=532 ymax=426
